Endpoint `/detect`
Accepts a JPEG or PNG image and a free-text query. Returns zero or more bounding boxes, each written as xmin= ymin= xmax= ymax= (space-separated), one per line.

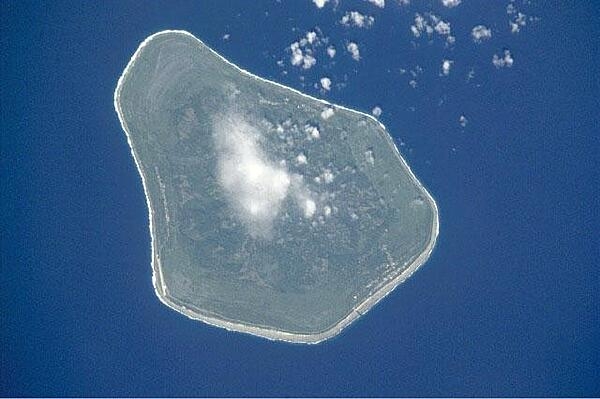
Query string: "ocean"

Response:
xmin=2 ymin=1 xmax=598 ymax=396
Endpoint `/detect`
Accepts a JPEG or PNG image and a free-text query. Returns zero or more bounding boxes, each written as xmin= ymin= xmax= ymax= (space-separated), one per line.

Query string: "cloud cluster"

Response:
xmin=341 ymin=11 xmax=375 ymax=28
xmin=213 ymin=116 xmax=293 ymax=238
xmin=411 ymin=13 xmax=455 ymax=45
xmin=346 ymin=42 xmax=360 ymax=61
xmin=441 ymin=0 xmax=461 ymax=7
xmin=471 ymin=25 xmax=492 ymax=43
xmin=326 ymin=46 xmax=336 ymax=58
xmin=312 ymin=0 xmax=329 ymax=9
xmin=288 ymin=30 xmax=323 ymax=70
xmin=321 ymin=107 xmax=335 ymax=120
xmin=492 ymin=49 xmax=514 ymax=68
xmin=441 ymin=59 xmax=453 ymax=76
xmin=510 ymin=13 xmax=527 ymax=33
xmin=366 ymin=0 xmax=385 ymax=8
xmin=320 ymin=77 xmax=332 ymax=91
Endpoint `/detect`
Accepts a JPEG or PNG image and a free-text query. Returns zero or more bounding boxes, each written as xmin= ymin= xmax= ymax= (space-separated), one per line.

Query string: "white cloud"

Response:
xmin=326 ymin=45 xmax=336 ymax=58
xmin=213 ymin=115 xmax=291 ymax=238
xmin=411 ymin=13 xmax=451 ymax=42
xmin=471 ymin=25 xmax=492 ymax=43
xmin=290 ymin=43 xmax=303 ymax=66
xmin=366 ymin=0 xmax=385 ymax=8
xmin=441 ymin=59 xmax=453 ymax=76
xmin=303 ymin=199 xmax=316 ymax=218
xmin=346 ymin=42 xmax=360 ymax=61
xmin=288 ymin=33 xmax=320 ymax=69
xmin=312 ymin=0 xmax=329 ymax=8
xmin=320 ymin=169 xmax=335 ymax=184
xmin=434 ymin=20 xmax=451 ymax=36
xmin=304 ymin=54 xmax=317 ymax=69
xmin=321 ymin=107 xmax=335 ymax=120
xmin=441 ymin=0 xmax=461 ymax=7
xmin=411 ymin=13 xmax=428 ymax=37
xmin=459 ymin=115 xmax=468 ymax=127
xmin=296 ymin=153 xmax=307 ymax=165
xmin=510 ymin=12 xmax=527 ymax=33
xmin=306 ymin=31 xmax=318 ymax=44
xmin=301 ymin=54 xmax=316 ymax=69
xmin=320 ymin=77 xmax=332 ymax=91
xmin=492 ymin=49 xmax=514 ymax=68
xmin=214 ymin=114 xmax=331 ymax=233
xmin=365 ymin=149 xmax=375 ymax=165
xmin=467 ymin=68 xmax=475 ymax=81
xmin=341 ymin=11 xmax=374 ymax=28
xmin=507 ymin=3 xmax=527 ymax=33
xmin=304 ymin=124 xmax=321 ymax=139
xmin=372 ymin=106 xmax=382 ymax=117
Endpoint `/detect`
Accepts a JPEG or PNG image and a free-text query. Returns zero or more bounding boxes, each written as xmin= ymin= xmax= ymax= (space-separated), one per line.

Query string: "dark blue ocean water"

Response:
xmin=2 ymin=1 xmax=599 ymax=396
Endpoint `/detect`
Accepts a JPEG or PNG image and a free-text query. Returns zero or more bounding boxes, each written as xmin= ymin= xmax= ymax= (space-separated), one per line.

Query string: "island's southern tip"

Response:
xmin=114 ymin=30 xmax=439 ymax=343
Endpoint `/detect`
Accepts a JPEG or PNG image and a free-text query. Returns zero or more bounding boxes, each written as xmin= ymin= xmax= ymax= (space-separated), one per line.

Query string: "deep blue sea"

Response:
xmin=2 ymin=1 xmax=599 ymax=396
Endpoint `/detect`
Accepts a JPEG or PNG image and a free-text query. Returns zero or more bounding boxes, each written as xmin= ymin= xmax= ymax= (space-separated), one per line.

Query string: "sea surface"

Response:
xmin=2 ymin=1 xmax=599 ymax=396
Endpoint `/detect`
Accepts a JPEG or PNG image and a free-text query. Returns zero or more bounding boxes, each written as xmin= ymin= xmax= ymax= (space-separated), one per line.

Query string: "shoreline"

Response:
xmin=114 ymin=30 xmax=440 ymax=344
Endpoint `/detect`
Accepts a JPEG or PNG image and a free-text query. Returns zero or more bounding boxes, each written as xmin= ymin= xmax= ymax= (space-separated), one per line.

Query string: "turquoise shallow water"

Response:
xmin=2 ymin=1 xmax=599 ymax=396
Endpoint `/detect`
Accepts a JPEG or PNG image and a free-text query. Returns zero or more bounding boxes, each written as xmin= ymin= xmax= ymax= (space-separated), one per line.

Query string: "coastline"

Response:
xmin=114 ymin=30 xmax=440 ymax=344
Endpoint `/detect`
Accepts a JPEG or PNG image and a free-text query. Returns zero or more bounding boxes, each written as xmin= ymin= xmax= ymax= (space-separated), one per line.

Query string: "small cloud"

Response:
xmin=411 ymin=13 xmax=430 ymax=38
xmin=306 ymin=31 xmax=318 ymax=44
xmin=320 ymin=77 xmax=332 ymax=91
xmin=290 ymin=42 xmax=303 ymax=65
xmin=459 ymin=115 xmax=468 ymax=127
xmin=507 ymin=3 xmax=527 ymax=33
xmin=441 ymin=59 xmax=453 ymax=76
xmin=222 ymin=33 xmax=230 ymax=41
xmin=471 ymin=25 xmax=492 ymax=43
xmin=341 ymin=11 xmax=374 ymax=28
xmin=365 ymin=149 xmax=375 ymax=165
xmin=320 ymin=168 xmax=335 ymax=184
xmin=411 ymin=13 xmax=452 ymax=43
xmin=321 ymin=107 xmax=335 ymax=120
xmin=510 ymin=12 xmax=527 ymax=33
xmin=303 ymin=199 xmax=316 ymax=218
xmin=441 ymin=0 xmax=461 ymax=7
xmin=304 ymin=124 xmax=321 ymax=139
xmin=346 ymin=42 xmax=361 ymax=61
xmin=466 ymin=68 xmax=475 ymax=81
xmin=366 ymin=0 xmax=385 ymax=8
xmin=372 ymin=106 xmax=382 ymax=117
xmin=288 ymin=31 xmax=323 ymax=70
xmin=326 ymin=45 xmax=336 ymax=58
xmin=434 ymin=20 xmax=451 ymax=36
xmin=290 ymin=41 xmax=317 ymax=69
xmin=312 ymin=0 xmax=329 ymax=8
xmin=296 ymin=153 xmax=308 ymax=165
xmin=492 ymin=49 xmax=514 ymax=68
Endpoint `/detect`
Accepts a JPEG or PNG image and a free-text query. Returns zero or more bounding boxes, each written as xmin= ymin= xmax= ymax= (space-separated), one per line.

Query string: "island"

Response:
xmin=114 ymin=30 xmax=439 ymax=343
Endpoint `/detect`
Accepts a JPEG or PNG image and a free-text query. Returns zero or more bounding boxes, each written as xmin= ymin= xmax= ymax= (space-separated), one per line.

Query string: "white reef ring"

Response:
xmin=114 ymin=30 xmax=439 ymax=344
